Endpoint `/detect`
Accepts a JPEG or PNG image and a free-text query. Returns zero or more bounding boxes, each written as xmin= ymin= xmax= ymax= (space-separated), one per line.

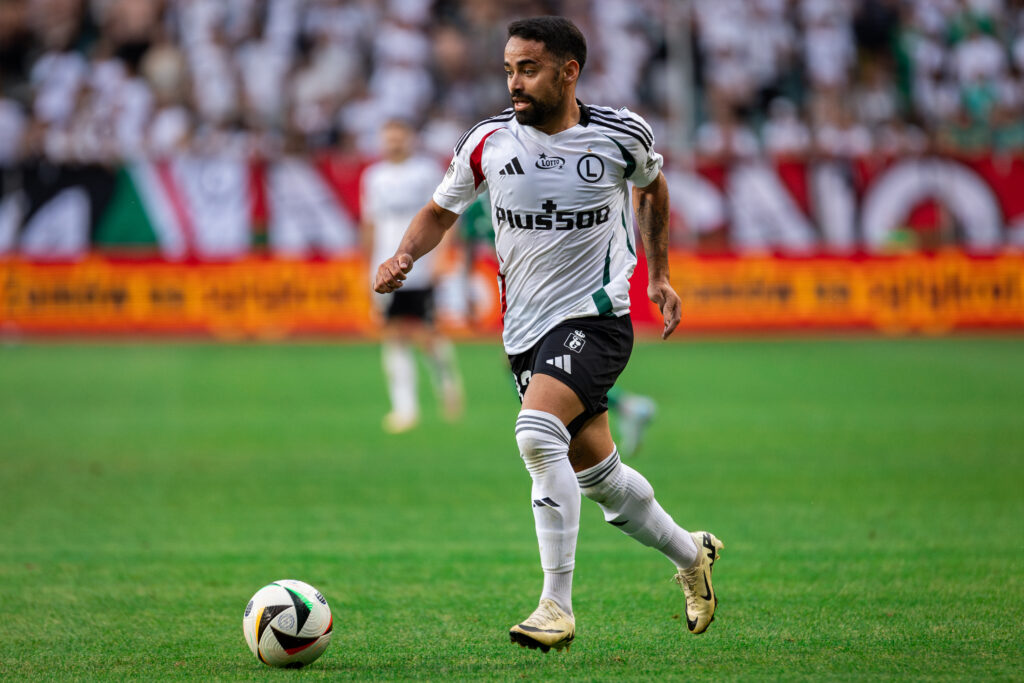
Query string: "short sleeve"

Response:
xmin=432 ymin=127 xmax=493 ymax=215
xmin=618 ymin=107 xmax=663 ymax=188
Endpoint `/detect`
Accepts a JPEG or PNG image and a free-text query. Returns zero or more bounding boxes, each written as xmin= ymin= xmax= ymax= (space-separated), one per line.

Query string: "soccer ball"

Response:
xmin=242 ymin=580 xmax=333 ymax=668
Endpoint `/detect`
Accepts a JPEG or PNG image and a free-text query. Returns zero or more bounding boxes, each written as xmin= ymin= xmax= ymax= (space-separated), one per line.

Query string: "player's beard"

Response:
xmin=511 ymin=87 xmax=561 ymax=127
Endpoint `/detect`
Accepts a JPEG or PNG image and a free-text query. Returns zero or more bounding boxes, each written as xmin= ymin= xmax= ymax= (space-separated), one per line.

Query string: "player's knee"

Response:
xmin=515 ymin=410 xmax=570 ymax=471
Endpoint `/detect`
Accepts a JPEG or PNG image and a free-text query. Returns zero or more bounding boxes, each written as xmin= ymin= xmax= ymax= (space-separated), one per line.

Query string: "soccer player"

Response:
xmin=362 ymin=118 xmax=463 ymax=433
xmin=373 ymin=17 xmax=723 ymax=650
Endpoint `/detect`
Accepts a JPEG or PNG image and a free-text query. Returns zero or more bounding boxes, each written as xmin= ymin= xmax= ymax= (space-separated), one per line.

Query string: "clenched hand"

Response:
xmin=374 ymin=254 xmax=414 ymax=293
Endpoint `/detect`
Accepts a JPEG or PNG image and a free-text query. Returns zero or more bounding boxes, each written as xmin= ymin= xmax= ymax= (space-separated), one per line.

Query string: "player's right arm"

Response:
xmin=375 ymin=114 xmax=505 ymax=293
xmin=373 ymin=199 xmax=458 ymax=293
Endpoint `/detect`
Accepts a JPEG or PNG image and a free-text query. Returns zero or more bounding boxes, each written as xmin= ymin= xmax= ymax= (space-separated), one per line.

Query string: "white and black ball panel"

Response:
xmin=242 ymin=580 xmax=333 ymax=668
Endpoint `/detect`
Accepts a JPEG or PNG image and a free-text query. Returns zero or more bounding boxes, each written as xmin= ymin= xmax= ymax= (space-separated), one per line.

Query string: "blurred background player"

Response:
xmin=607 ymin=388 xmax=656 ymax=458
xmin=362 ymin=118 xmax=463 ymax=433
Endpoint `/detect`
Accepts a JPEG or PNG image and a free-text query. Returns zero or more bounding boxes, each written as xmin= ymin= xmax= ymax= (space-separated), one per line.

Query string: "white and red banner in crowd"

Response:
xmin=1 ymin=153 xmax=1022 ymax=336
xmin=667 ymin=155 xmax=1024 ymax=253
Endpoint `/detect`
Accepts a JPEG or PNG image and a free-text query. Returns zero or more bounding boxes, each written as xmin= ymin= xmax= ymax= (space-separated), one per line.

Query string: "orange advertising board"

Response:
xmin=0 ymin=257 xmax=374 ymax=339
xmin=2 ymin=253 xmax=1022 ymax=337
xmin=648 ymin=253 xmax=1024 ymax=333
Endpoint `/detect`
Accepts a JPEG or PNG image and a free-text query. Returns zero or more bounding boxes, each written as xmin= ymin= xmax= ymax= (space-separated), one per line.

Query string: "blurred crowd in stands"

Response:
xmin=1 ymin=0 xmax=1023 ymax=167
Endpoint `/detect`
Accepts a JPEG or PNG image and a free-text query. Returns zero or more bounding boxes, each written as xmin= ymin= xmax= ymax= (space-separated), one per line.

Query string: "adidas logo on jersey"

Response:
xmin=499 ymin=157 xmax=526 ymax=176
xmin=545 ymin=355 xmax=573 ymax=374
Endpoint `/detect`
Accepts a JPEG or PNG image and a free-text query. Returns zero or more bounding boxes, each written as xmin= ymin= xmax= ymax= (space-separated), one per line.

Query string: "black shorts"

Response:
xmin=508 ymin=315 xmax=633 ymax=436
xmin=385 ymin=288 xmax=435 ymax=323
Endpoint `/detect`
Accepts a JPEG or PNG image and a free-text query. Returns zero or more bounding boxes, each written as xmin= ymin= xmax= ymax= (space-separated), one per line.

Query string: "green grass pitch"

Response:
xmin=1 ymin=337 xmax=1022 ymax=680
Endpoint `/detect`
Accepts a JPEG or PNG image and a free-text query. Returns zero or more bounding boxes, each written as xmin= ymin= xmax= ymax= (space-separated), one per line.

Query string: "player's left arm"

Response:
xmin=633 ymin=171 xmax=681 ymax=339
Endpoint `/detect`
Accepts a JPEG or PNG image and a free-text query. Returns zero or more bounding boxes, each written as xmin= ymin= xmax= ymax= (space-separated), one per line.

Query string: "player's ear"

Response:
xmin=562 ymin=59 xmax=580 ymax=85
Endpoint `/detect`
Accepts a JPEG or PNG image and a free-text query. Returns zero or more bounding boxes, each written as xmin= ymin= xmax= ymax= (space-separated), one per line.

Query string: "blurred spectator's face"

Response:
xmin=434 ymin=25 xmax=468 ymax=79
xmin=0 ymin=1 xmax=29 ymax=40
xmin=381 ymin=121 xmax=413 ymax=160
xmin=504 ymin=37 xmax=570 ymax=127
xmin=30 ymin=0 xmax=84 ymax=50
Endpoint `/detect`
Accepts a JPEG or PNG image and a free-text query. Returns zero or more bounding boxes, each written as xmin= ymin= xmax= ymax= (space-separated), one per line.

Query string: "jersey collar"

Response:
xmin=578 ymin=100 xmax=591 ymax=127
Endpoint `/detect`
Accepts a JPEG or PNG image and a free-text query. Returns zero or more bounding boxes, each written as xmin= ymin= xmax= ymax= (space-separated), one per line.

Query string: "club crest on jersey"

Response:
xmin=577 ymin=154 xmax=605 ymax=183
xmin=564 ymin=330 xmax=586 ymax=353
xmin=535 ymin=153 xmax=565 ymax=170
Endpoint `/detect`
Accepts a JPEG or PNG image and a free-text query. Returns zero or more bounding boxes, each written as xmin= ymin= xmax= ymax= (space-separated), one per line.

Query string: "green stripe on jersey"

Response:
xmin=602 ymin=134 xmax=637 ymax=179
xmin=603 ymin=239 xmax=612 ymax=285
xmin=621 ymin=211 xmax=635 ymax=256
xmin=591 ymin=288 xmax=614 ymax=316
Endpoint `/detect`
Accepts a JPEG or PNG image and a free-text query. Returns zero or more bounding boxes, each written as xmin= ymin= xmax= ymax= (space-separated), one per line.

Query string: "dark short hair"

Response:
xmin=507 ymin=16 xmax=587 ymax=72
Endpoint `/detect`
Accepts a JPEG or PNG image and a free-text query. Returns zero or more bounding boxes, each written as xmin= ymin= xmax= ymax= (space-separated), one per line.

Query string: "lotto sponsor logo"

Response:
xmin=535 ymin=153 xmax=566 ymax=170
xmin=493 ymin=202 xmax=611 ymax=231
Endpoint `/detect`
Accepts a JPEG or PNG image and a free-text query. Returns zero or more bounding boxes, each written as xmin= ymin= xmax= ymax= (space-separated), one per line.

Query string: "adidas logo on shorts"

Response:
xmin=545 ymin=355 xmax=572 ymax=374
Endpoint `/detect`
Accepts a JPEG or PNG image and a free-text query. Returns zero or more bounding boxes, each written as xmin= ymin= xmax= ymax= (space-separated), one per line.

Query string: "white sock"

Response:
xmin=541 ymin=570 xmax=573 ymax=615
xmin=382 ymin=343 xmax=417 ymax=417
xmin=426 ymin=339 xmax=457 ymax=388
xmin=426 ymin=339 xmax=462 ymax=408
xmin=577 ymin=448 xmax=699 ymax=570
xmin=515 ymin=409 xmax=579 ymax=615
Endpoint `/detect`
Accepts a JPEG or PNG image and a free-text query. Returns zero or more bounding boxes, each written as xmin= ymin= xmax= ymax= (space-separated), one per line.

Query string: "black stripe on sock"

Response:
xmin=577 ymin=451 xmax=620 ymax=488
xmin=515 ymin=418 xmax=569 ymax=440
xmin=516 ymin=416 xmax=570 ymax=444
xmin=515 ymin=423 xmax=570 ymax=447
xmin=516 ymin=414 xmax=568 ymax=434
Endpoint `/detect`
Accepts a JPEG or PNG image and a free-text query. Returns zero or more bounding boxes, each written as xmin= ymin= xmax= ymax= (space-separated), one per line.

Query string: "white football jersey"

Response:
xmin=363 ymin=155 xmax=441 ymax=290
xmin=433 ymin=103 xmax=663 ymax=354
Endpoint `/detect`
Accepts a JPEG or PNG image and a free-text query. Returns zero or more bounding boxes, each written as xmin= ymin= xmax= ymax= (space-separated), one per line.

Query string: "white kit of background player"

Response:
xmin=362 ymin=119 xmax=462 ymax=433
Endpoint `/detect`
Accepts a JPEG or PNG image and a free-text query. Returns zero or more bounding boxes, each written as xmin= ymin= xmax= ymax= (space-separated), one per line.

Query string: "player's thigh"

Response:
xmin=568 ymin=412 xmax=615 ymax=472
xmin=522 ymin=372 xmax=584 ymax=427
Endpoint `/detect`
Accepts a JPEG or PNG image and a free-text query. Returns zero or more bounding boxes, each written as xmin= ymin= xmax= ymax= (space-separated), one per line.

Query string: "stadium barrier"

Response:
xmin=2 ymin=252 xmax=1022 ymax=337
xmin=2 ymin=153 xmax=1023 ymax=336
